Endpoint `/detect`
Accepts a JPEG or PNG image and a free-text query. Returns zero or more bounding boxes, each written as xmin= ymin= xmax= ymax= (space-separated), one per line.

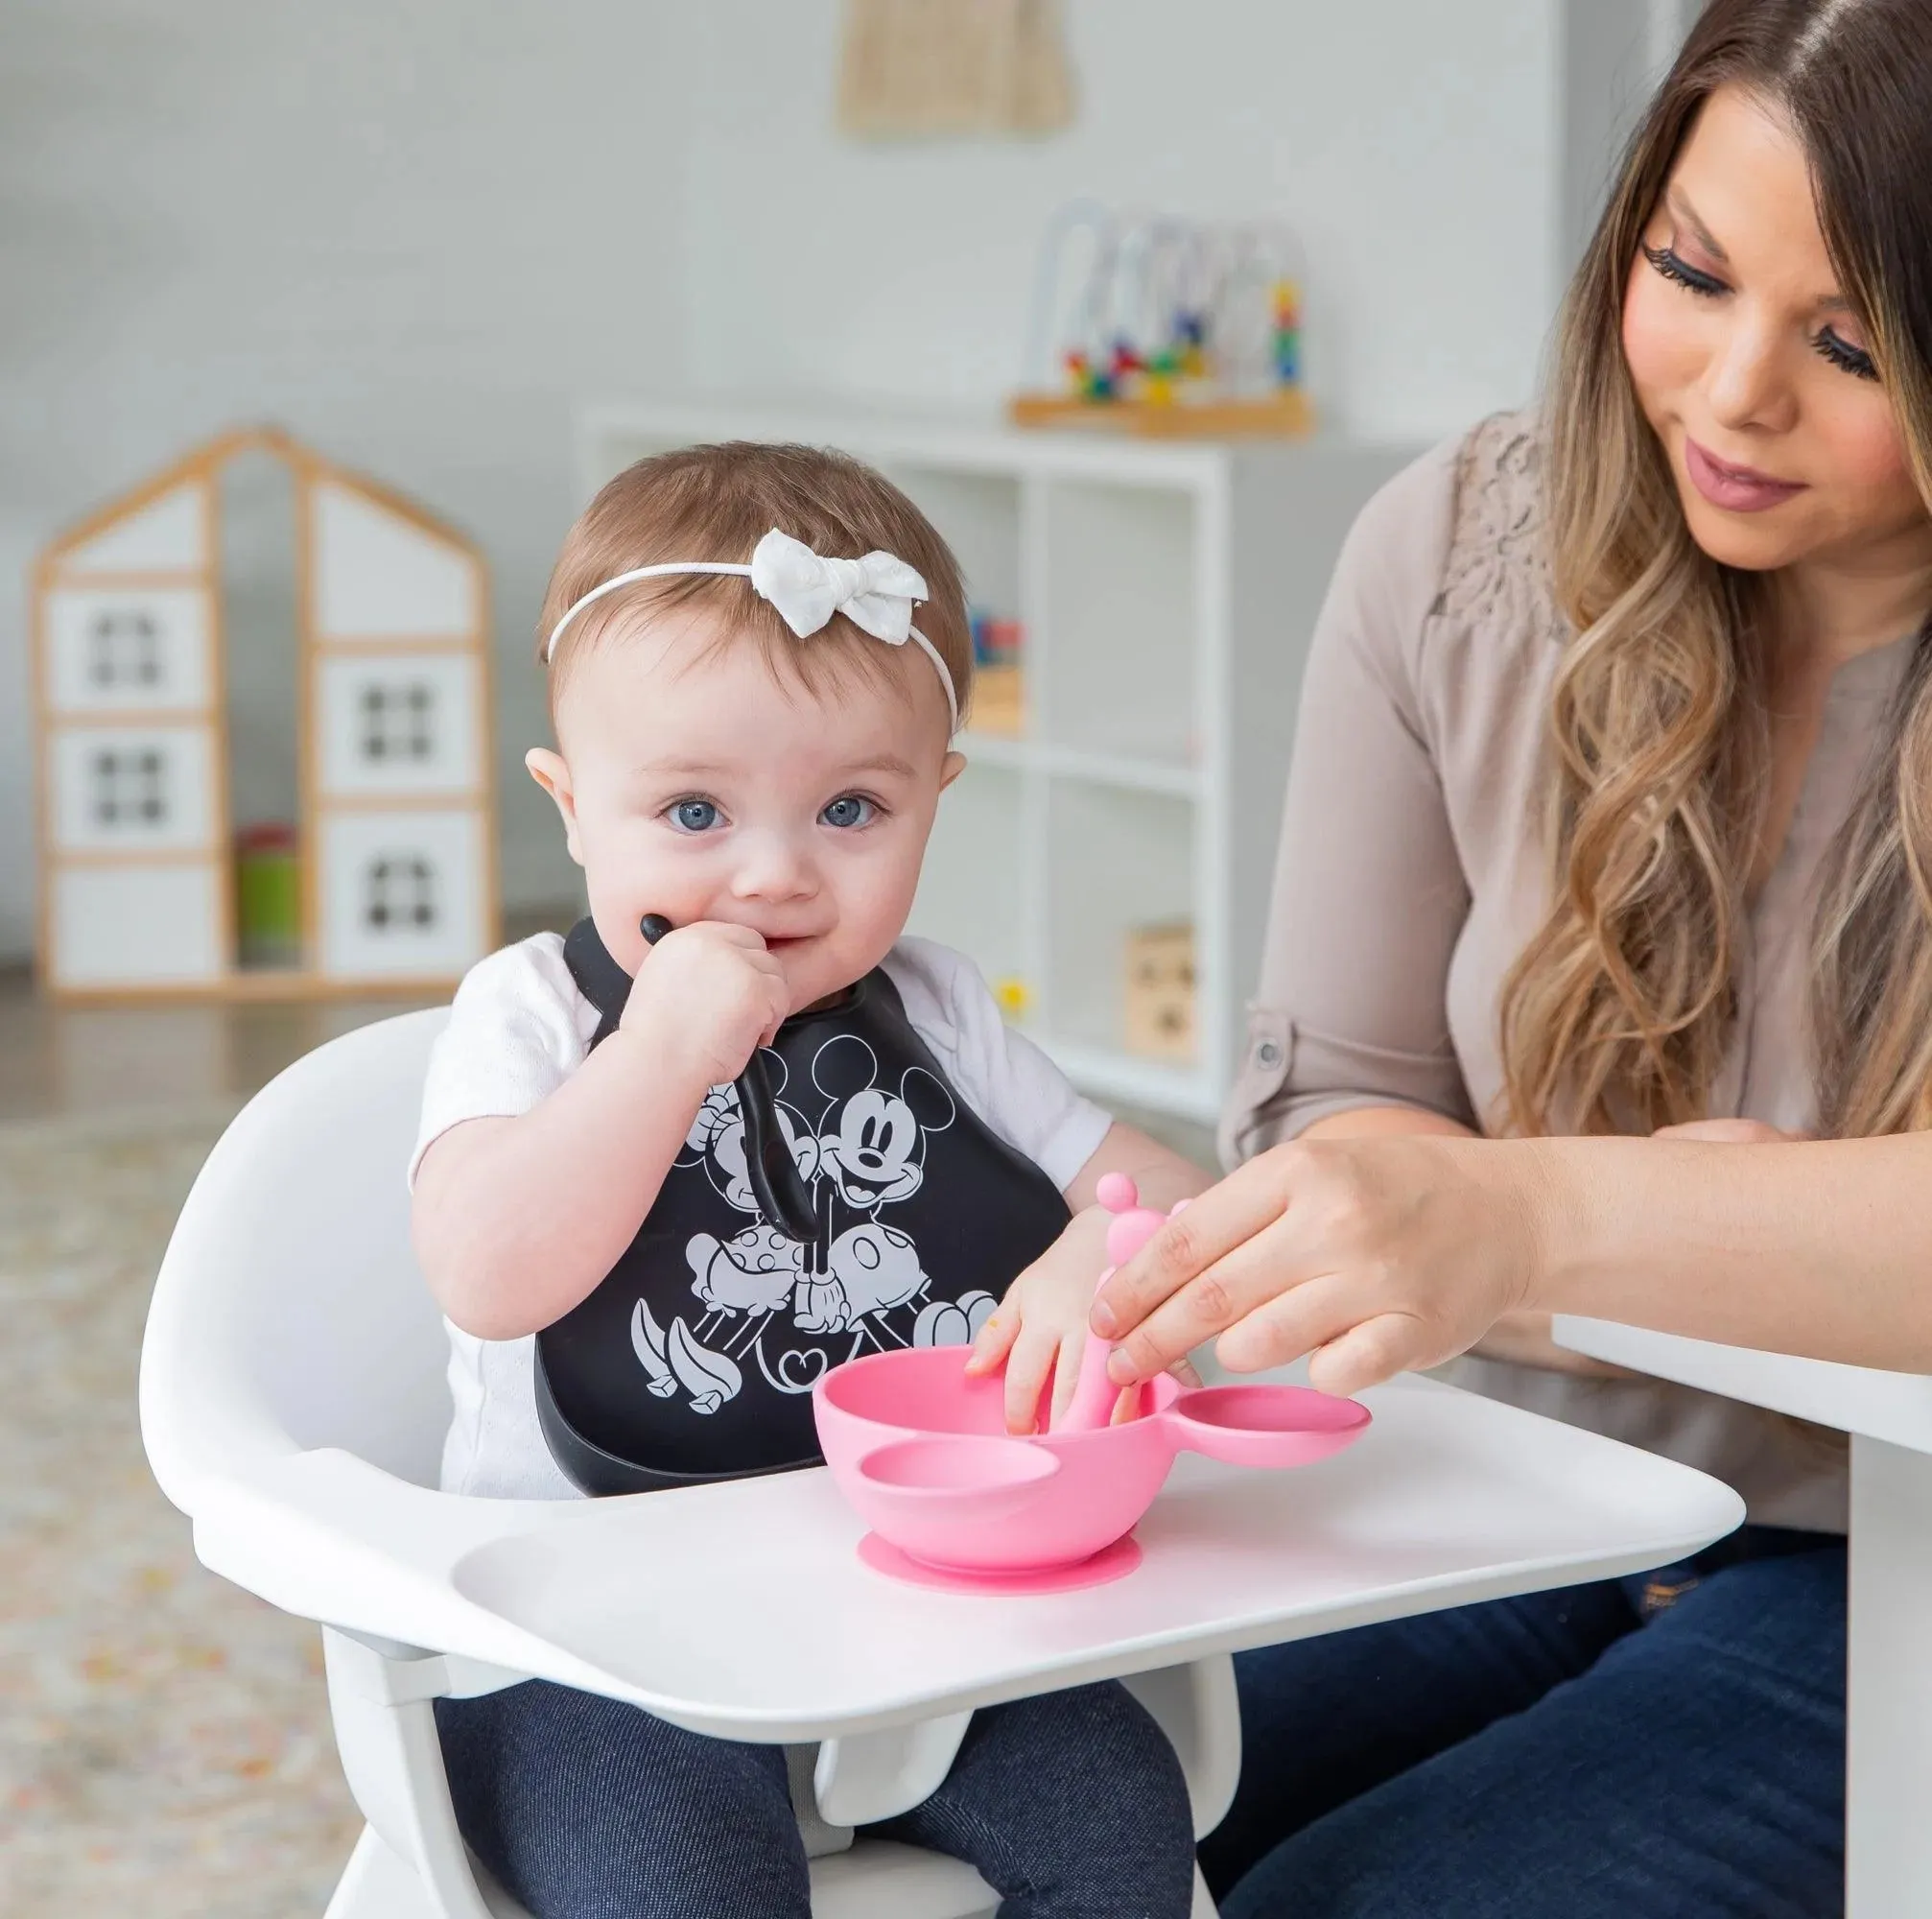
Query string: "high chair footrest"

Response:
xmin=813 ymin=1712 xmax=974 ymax=1826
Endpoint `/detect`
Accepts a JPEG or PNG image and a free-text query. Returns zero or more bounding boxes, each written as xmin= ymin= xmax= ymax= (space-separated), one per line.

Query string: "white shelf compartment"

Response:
xmin=1034 ymin=476 xmax=1199 ymax=767
xmin=907 ymin=757 xmax=1025 ymax=988
xmin=1037 ymin=1039 xmax=1219 ymax=1125
xmin=576 ymin=400 xmax=1420 ymax=1120
xmin=1042 ymin=777 xmax=1192 ymax=1051
xmin=879 ymin=462 xmax=1022 ymax=626
xmin=956 ymin=731 xmax=1200 ymax=798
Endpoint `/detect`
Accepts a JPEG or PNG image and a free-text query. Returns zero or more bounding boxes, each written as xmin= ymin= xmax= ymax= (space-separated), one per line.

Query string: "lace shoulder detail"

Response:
xmin=1437 ymin=410 xmax=1560 ymax=638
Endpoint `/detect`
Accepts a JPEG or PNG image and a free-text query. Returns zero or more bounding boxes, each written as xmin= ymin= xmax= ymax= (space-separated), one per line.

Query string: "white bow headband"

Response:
xmin=545 ymin=527 xmax=959 ymax=733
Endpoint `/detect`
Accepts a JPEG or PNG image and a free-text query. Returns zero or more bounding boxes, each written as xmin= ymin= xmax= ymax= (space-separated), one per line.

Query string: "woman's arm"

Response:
xmin=1539 ymin=1131 xmax=1932 ymax=1368
xmin=1091 ymin=1127 xmax=1932 ymax=1398
xmin=1301 ymin=1106 xmax=1474 ymax=1142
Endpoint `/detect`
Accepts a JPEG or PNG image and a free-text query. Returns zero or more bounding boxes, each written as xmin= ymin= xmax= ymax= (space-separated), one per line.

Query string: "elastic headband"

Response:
xmin=545 ymin=527 xmax=959 ymax=734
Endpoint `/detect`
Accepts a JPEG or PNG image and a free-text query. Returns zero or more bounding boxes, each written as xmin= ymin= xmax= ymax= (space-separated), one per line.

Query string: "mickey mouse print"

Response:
xmin=639 ymin=1030 xmax=992 ymax=1412
xmin=535 ymin=947 xmax=1072 ymax=1495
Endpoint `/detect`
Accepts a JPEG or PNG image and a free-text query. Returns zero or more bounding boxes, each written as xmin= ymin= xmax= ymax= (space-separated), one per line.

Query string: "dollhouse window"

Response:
xmin=364 ymin=855 xmax=437 ymax=932
xmin=359 ymin=682 xmax=436 ymax=763
xmin=90 ymin=747 xmax=167 ymax=826
xmin=88 ymin=610 xmax=162 ymax=689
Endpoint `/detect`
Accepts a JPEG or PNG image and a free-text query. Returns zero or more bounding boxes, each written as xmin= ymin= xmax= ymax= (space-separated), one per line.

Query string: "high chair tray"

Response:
xmin=194 ymin=1368 xmax=1743 ymax=1743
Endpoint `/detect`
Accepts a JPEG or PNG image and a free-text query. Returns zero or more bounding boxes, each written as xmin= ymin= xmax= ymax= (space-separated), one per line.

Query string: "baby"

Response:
xmin=411 ymin=441 xmax=1209 ymax=1918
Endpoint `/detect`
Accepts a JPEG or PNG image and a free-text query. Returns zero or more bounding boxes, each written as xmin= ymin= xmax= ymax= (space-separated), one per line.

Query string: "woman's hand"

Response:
xmin=1089 ymin=1134 xmax=1555 ymax=1398
xmin=967 ymin=1207 xmax=1200 ymax=1433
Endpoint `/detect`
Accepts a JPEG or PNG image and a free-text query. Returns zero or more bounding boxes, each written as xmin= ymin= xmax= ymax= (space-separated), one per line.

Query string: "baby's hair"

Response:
xmin=538 ymin=441 xmax=972 ymax=725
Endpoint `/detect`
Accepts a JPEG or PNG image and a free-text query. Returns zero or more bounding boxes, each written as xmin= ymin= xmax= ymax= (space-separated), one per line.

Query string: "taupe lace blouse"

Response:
xmin=1221 ymin=411 xmax=1913 ymax=1531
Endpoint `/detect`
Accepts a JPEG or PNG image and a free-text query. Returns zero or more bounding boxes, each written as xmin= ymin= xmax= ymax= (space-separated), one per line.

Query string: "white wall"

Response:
xmin=1560 ymin=0 xmax=1700 ymax=272
xmin=674 ymin=0 xmax=1561 ymax=439
xmin=1 ymin=1 xmax=1607 ymax=961
xmin=0 ymin=0 xmax=689 ymax=957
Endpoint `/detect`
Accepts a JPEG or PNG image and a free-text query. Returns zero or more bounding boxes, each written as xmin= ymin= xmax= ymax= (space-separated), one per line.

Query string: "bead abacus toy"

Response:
xmin=1009 ymin=205 xmax=1315 ymax=439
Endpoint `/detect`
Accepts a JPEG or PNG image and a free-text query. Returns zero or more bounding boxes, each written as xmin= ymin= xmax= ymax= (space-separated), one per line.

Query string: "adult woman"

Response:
xmin=1093 ymin=2 xmax=1932 ymax=1910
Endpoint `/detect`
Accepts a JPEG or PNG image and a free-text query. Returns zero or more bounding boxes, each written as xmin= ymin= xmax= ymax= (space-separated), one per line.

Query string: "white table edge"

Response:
xmin=1551 ymin=1315 xmax=1932 ymax=1457
xmin=190 ymin=1448 xmax=1745 ymax=1743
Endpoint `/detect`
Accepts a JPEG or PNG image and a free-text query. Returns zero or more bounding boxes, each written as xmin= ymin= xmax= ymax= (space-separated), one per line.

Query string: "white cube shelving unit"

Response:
xmin=577 ymin=402 xmax=1417 ymax=1124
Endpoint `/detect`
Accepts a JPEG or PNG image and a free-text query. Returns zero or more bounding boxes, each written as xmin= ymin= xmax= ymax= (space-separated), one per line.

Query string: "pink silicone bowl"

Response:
xmin=813 ymin=1346 xmax=1371 ymax=1576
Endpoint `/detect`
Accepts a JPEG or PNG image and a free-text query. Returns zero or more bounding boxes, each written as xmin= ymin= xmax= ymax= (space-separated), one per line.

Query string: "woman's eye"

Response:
xmin=1641 ymin=242 xmax=1727 ymax=299
xmin=1814 ymin=327 xmax=1878 ymax=383
xmin=820 ymin=794 xmax=877 ymax=830
xmin=667 ymin=797 xmax=720 ymax=834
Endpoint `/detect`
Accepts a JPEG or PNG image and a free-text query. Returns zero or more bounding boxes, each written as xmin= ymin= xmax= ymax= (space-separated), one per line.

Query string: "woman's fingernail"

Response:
xmin=1089 ymin=1301 xmax=1118 ymax=1338
xmin=1106 ymin=1350 xmax=1137 ymax=1385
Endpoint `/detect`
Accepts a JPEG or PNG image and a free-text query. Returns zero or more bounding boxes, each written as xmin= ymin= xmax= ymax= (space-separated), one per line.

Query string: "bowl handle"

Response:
xmin=1161 ymin=1386 xmax=1371 ymax=1470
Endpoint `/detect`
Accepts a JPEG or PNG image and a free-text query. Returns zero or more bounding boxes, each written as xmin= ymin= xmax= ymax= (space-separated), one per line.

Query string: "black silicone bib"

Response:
xmin=534 ymin=922 xmax=1072 ymax=1496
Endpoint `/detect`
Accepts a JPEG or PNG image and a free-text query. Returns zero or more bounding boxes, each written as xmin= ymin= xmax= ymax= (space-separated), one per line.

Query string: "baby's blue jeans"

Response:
xmin=1204 ymin=1527 xmax=1846 ymax=1917
xmin=435 ymin=1675 xmax=1195 ymax=1918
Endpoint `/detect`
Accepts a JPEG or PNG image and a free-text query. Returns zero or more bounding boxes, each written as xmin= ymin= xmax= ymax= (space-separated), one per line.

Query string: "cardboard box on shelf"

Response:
xmin=970 ymin=661 xmax=1026 ymax=737
xmin=1123 ymin=920 xmax=1195 ymax=1063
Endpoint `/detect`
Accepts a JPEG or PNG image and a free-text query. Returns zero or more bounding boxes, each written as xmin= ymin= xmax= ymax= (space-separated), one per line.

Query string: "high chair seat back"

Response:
xmin=142 ymin=1007 xmax=453 ymax=1515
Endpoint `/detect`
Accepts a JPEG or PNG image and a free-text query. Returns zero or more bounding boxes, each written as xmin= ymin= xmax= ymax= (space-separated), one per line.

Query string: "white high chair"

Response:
xmin=138 ymin=1008 xmax=1238 ymax=1919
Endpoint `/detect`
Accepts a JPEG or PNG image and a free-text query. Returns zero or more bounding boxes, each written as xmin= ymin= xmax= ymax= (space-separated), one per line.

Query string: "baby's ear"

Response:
xmin=525 ymin=748 xmax=584 ymax=866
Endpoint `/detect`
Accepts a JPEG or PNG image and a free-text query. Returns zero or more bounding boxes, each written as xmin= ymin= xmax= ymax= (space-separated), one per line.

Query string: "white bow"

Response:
xmin=544 ymin=525 xmax=958 ymax=732
xmin=748 ymin=529 xmax=928 ymax=643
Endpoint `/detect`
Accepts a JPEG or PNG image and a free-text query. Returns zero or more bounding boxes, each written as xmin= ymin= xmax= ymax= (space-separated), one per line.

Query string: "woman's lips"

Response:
xmin=1684 ymin=436 xmax=1806 ymax=512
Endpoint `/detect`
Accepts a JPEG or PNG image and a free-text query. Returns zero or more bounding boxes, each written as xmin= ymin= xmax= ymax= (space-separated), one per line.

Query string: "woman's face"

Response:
xmin=1622 ymin=83 xmax=1927 ymax=577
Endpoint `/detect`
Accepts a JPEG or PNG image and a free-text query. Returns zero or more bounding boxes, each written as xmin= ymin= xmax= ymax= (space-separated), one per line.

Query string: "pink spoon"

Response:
xmin=1053 ymin=1173 xmax=1180 ymax=1433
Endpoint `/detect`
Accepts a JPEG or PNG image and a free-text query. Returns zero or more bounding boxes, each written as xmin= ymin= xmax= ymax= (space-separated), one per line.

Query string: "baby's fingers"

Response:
xmin=1048 ymin=1328 xmax=1088 ymax=1424
xmin=1001 ymin=1321 xmax=1060 ymax=1434
xmin=964 ymin=1301 xmax=1023 ymax=1377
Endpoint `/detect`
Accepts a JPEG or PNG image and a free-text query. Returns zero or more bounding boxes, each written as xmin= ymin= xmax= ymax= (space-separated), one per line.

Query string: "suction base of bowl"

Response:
xmin=857 ymin=1530 xmax=1143 ymax=1596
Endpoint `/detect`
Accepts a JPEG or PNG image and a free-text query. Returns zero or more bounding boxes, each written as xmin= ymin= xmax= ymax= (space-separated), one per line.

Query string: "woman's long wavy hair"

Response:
xmin=1499 ymin=0 xmax=1932 ymax=1139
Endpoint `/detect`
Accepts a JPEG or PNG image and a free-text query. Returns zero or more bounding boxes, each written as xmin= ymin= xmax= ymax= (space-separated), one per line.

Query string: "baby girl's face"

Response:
xmin=530 ymin=606 xmax=962 ymax=1016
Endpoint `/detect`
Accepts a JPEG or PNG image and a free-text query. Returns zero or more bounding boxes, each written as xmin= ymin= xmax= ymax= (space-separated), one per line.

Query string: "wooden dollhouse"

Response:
xmin=31 ymin=426 xmax=498 ymax=1002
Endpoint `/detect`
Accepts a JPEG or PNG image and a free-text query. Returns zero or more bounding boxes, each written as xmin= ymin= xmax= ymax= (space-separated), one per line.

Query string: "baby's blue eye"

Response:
xmin=669 ymin=798 xmax=720 ymax=834
xmin=820 ymin=794 xmax=876 ymax=829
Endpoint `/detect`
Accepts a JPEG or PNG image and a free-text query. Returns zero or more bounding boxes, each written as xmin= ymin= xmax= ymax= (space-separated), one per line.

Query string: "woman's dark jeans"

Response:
xmin=1204 ymin=1527 xmax=1846 ymax=1917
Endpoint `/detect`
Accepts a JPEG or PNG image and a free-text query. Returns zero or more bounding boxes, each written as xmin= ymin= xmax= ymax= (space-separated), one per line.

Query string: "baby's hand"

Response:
xmin=966 ymin=1208 xmax=1196 ymax=1433
xmin=620 ymin=921 xmax=789 ymax=1088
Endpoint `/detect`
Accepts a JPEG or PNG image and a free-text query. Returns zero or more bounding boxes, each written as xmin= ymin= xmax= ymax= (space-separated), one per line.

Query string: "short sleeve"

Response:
xmin=883 ymin=938 xmax=1113 ymax=1193
xmin=409 ymin=933 xmax=597 ymax=1187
